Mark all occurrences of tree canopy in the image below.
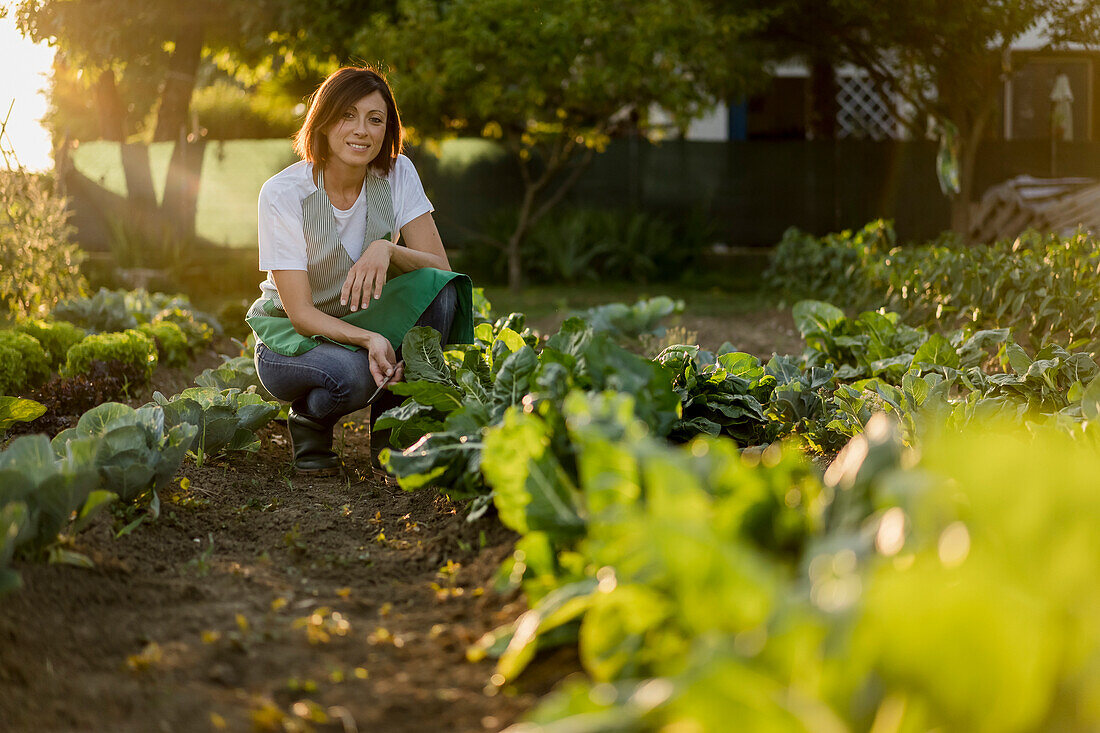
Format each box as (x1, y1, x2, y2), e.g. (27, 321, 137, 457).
(355, 0, 764, 289)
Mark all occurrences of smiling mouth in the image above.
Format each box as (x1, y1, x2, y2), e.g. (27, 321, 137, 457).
(347, 142, 370, 151)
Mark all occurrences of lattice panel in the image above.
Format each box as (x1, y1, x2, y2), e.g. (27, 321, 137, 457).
(836, 74, 903, 140)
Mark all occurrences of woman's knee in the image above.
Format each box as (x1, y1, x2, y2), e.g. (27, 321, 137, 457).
(416, 281, 458, 336)
(257, 342, 372, 408)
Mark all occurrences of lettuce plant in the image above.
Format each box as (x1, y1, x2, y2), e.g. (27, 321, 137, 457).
(137, 320, 190, 368)
(0, 330, 51, 396)
(14, 319, 86, 369)
(61, 329, 158, 383)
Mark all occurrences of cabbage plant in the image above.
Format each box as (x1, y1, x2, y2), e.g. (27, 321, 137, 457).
(51, 402, 197, 504)
(151, 387, 279, 465)
(0, 434, 115, 563)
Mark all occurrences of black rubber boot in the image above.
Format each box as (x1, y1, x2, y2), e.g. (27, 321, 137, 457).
(287, 410, 341, 475)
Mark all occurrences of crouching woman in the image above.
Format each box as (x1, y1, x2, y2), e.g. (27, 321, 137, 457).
(245, 66, 472, 476)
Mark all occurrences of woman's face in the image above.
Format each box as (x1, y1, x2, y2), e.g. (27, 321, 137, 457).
(324, 90, 388, 172)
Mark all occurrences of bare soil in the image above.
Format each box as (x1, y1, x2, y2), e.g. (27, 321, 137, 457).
(0, 309, 800, 733)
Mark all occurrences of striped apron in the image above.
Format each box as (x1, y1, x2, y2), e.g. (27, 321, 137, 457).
(246, 168, 473, 356)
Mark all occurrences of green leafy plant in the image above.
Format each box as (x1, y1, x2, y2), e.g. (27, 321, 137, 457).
(0, 330, 51, 396)
(0, 169, 87, 319)
(153, 306, 216, 350)
(137, 320, 190, 368)
(51, 402, 197, 505)
(0, 433, 115, 563)
(379, 319, 680, 498)
(61, 329, 158, 383)
(13, 319, 86, 369)
(0, 397, 46, 437)
(150, 387, 279, 466)
(52, 287, 137, 333)
(572, 296, 684, 342)
(194, 355, 270, 398)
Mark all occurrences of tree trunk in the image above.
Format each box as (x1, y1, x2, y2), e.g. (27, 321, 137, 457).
(93, 69, 159, 239)
(162, 137, 207, 243)
(806, 55, 837, 140)
(93, 69, 125, 142)
(507, 187, 536, 292)
(153, 20, 203, 143)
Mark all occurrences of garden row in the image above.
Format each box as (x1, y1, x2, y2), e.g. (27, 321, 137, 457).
(766, 220, 1100, 356)
(361, 228, 1100, 731)
(0, 287, 285, 594)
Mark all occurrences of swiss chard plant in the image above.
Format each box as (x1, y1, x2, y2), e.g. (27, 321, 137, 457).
(0, 396, 46, 438)
(379, 319, 681, 499)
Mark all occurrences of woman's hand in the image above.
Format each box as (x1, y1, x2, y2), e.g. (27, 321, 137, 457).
(341, 239, 393, 311)
(360, 330, 401, 387)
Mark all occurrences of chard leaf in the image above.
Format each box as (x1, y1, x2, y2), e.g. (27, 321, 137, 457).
(792, 300, 846, 336)
(1082, 374, 1100, 421)
(381, 429, 483, 496)
(1006, 343, 1033, 374)
(0, 397, 46, 433)
(912, 333, 961, 370)
(389, 381, 466, 412)
(716, 352, 764, 381)
(492, 346, 539, 408)
(546, 318, 592, 362)
(494, 579, 599, 683)
(403, 326, 452, 384)
(483, 410, 584, 539)
(764, 355, 802, 385)
(375, 400, 445, 448)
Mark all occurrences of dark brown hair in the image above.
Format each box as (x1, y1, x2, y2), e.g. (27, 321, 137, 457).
(293, 66, 403, 178)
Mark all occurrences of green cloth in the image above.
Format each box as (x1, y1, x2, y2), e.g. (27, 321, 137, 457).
(246, 267, 474, 357)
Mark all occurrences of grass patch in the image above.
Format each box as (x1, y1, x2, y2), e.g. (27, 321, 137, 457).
(484, 281, 777, 322)
(72, 140, 298, 248)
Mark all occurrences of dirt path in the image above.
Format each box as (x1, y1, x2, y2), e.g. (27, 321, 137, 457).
(0, 422, 556, 732)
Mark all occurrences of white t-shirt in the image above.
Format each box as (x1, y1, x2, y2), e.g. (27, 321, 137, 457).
(257, 154, 433, 271)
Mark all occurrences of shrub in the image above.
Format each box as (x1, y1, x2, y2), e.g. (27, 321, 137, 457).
(14, 319, 86, 369)
(137, 321, 190, 367)
(463, 207, 708, 285)
(0, 331, 50, 396)
(763, 219, 896, 308)
(0, 169, 87, 318)
(190, 80, 302, 140)
(61, 329, 158, 383)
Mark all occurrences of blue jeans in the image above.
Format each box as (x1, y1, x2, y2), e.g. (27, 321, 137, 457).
(255, 281, 457, 429)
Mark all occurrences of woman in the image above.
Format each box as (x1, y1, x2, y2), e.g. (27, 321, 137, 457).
(246, 66, 472, 477)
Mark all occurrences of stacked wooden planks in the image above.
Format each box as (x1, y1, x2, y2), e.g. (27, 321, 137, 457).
(971, 175, 1100, 243)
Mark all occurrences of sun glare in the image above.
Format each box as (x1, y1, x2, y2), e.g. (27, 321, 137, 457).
(0, 13, 54, 172)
